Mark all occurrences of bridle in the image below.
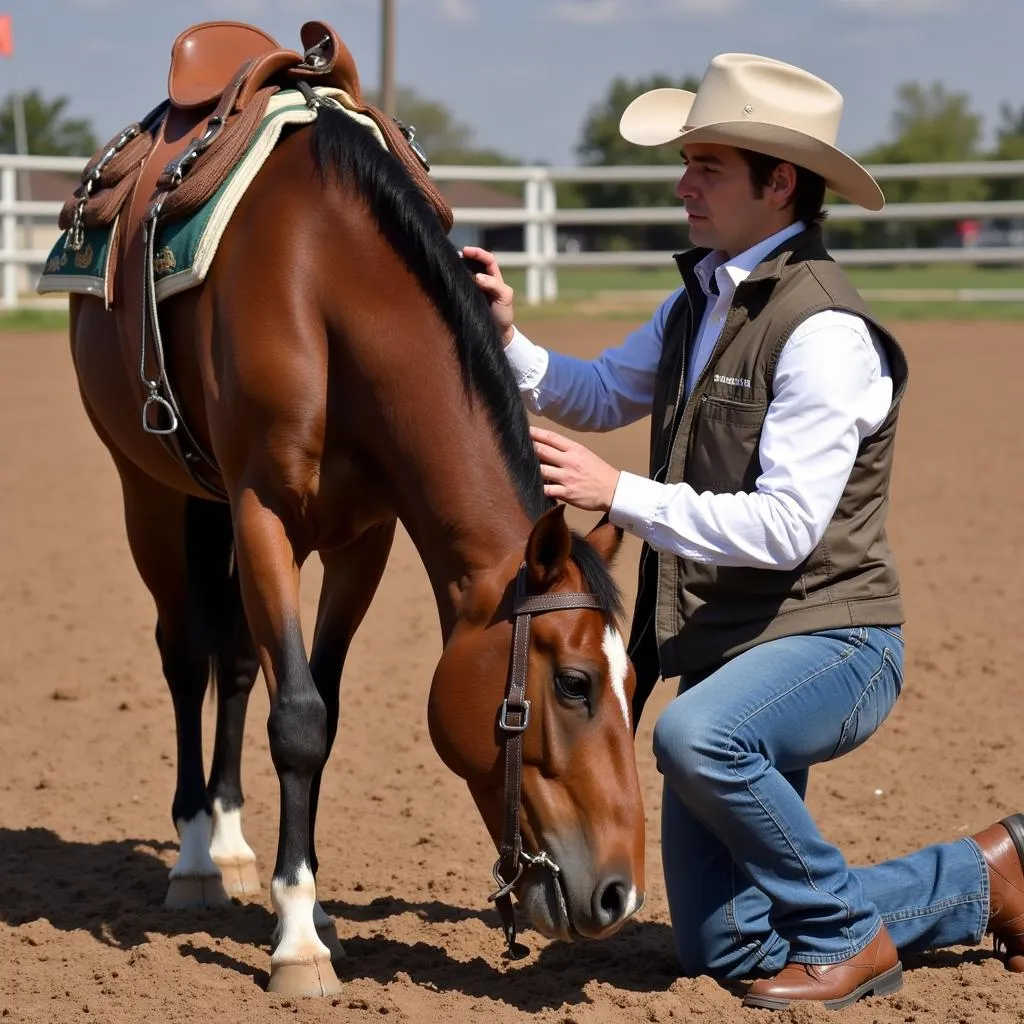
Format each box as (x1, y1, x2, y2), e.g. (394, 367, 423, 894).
(487, 563, 603, 960)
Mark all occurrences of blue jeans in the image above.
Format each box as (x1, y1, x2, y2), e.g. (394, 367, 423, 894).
(652, 626, 989, 979)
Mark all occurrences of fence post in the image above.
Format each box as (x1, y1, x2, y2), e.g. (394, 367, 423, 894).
(540, 175, 558, 302)
(524, 176, 541, 306)
(1, 167, 17, 310)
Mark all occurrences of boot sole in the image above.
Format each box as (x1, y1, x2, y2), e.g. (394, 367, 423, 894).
(742, 962, 903, 1011)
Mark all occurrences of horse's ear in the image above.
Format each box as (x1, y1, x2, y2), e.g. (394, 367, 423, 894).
(585, 515, 624, 565)
(525, 504, 572, 590)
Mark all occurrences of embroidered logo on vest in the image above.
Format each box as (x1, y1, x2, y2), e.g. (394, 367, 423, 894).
(713, 373, 751, 388)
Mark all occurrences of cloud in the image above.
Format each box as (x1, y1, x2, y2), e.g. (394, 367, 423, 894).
(546, 0, 624, 24)
(833, 0, 964, 11)
(659, 0, 746, 11)
(545, 0, 744, 23)
(64, 0, 131, 9)
(438, 0, 478, 21)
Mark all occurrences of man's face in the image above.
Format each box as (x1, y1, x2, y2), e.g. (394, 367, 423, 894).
(676, 143, 786, 258)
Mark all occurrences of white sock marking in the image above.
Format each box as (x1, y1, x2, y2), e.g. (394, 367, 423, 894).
(271, 863, 331, 964)
(602, 626, 630, 729)
(209, 798, 257, 865)
(170, 812, 220, 878)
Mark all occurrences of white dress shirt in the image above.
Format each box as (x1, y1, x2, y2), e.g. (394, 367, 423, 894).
(504, 222, 894, 571)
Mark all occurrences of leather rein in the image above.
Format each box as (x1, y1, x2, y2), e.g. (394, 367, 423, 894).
(486, 563, 603, 960)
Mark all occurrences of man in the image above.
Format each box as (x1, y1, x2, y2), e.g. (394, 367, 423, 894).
(464, 53, 1024, 1011)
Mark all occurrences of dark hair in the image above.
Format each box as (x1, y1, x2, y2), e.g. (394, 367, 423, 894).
(739, 149, 828, 226)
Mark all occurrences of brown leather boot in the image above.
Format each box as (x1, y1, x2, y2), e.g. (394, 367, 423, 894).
(972, 813, 1024, 971)
(742, 925, 902, 1010)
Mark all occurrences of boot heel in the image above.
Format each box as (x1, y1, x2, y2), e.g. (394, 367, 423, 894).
(822, 963, 903, 1010)
(869, 963, 903, 997)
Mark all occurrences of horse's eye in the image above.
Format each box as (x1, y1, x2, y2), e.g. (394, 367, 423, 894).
(554, 670, 591, 704)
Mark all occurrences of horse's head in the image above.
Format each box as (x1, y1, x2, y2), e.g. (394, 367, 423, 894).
(428, 505, 645, 949)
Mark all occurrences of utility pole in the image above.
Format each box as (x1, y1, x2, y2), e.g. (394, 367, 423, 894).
(381, 0, 396, 117)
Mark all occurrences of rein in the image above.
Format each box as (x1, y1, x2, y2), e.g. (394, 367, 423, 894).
(487, 563, 602, 960)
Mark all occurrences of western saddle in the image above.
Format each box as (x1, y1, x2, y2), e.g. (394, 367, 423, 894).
(61, 20, 453, 500)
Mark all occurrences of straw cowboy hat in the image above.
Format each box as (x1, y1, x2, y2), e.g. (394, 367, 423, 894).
(619, 53, 884, 211)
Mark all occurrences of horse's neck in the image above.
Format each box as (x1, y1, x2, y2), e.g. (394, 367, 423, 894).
(400, 470, 533, 641)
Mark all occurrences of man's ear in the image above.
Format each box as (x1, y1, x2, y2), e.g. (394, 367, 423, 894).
(771, 161, 798, 207)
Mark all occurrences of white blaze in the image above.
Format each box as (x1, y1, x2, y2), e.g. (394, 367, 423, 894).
(602, 626, 630, 729)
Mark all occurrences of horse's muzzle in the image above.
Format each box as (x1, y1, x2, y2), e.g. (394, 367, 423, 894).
(518, 852, 643, 941)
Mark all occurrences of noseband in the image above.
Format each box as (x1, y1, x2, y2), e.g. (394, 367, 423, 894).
(487, 563, 603, 960)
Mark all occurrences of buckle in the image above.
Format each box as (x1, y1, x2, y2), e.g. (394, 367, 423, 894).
(499, 698, 531, 733)
(393, 118, 430, 171)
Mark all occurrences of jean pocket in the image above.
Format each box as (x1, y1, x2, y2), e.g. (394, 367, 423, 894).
(829, 646, 902, 761)
(878, 625, 904, 644)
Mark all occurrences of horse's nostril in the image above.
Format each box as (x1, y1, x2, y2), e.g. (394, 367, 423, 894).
(593, 876, 630, 928)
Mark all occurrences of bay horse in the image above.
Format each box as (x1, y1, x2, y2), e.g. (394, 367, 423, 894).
(67, 99, 645, 995)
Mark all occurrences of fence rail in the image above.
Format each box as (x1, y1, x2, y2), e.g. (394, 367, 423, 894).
(4, 154, 1023, 309)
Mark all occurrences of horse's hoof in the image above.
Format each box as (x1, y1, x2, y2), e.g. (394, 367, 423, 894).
(214, 858, 261, 896)
(317, 922, 347, 962)
(164, 875, 231, 909)
(267, 959, 342, 998)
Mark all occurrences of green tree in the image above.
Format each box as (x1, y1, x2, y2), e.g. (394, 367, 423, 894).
(827, 82, 984, 250)
(366, 85, 516, 166)
(988, 103, 1024, 201)
(572, 74, 700, 250)
(0, 90, 97, 155)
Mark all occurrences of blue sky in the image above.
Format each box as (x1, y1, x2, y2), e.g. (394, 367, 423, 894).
(6, 0, 1022, 163)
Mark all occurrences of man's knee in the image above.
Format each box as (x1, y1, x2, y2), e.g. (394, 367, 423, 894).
(652, 699, 724, 787)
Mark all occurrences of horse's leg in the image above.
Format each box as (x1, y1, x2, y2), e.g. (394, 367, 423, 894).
(198, 502, 263, 896)
(301, 521, 397, 959)
(230, 490, 341, 997)
(116, 471, 231, 908)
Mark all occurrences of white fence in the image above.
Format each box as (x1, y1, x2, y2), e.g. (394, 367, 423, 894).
(5, 153, 1024, 309)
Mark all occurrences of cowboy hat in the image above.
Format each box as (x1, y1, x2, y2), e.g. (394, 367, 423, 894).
(619, 53, 884, 211)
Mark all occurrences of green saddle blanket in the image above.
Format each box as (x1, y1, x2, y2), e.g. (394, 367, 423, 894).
(37, 87, 387, 305)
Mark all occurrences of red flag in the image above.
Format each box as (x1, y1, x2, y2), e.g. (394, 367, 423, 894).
(0, 16, 12, 58)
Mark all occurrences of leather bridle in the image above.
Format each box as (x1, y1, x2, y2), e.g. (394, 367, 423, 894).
(487, 563, 603, 960)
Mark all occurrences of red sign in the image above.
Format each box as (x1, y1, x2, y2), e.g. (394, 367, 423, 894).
(0, 15, 12, 58)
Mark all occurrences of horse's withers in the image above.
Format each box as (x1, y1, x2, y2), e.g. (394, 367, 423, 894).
(428, 508, 646, 946)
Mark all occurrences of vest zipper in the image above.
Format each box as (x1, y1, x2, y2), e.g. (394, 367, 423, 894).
(646, 294, 741, 675)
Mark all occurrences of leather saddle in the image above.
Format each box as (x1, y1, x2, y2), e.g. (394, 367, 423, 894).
(59, 20, 454, 501)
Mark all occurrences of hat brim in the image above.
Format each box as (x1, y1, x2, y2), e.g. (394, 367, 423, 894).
(619, 87, 884, 212)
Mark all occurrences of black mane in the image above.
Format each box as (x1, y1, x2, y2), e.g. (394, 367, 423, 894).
(311, 105, 622, 621)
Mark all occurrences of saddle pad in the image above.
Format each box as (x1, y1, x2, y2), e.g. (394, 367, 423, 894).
(37, 87, 387, 304)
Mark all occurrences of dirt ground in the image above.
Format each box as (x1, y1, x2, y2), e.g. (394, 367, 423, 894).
(2, 319, 1024, 1024)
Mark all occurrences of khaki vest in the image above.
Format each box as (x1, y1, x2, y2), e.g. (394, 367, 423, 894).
(627, 226, 909, 717)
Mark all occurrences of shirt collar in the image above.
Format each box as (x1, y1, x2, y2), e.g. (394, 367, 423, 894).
(694, 221, 806, 302)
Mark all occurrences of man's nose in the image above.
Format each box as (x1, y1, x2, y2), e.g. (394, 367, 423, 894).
(675, 169, 695, 201)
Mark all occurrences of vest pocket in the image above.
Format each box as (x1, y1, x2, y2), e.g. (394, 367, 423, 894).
(687, 394, 768, 493)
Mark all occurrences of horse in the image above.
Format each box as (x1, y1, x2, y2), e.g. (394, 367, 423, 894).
(66, 82, 646, 995)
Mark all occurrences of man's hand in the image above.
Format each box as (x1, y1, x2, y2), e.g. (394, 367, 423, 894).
(462, 245, 515, 347)
(531, 426, 621, 513)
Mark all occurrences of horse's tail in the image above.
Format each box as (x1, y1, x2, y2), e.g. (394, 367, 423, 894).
(184, 496, 243, 699)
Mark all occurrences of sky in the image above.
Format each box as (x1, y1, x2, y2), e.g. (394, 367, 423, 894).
(5, 0, 1023, 164)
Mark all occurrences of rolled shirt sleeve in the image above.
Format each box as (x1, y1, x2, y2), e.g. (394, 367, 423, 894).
(504, 286, 684, 432)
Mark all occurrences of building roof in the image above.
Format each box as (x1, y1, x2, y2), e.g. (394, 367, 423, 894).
(20, 169, 79, 203)
(435, 180, 523, 209)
